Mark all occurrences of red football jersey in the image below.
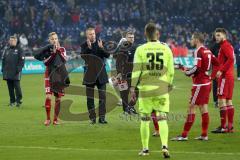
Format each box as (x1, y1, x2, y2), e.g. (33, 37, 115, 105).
(192, 46, 219, 85)
(218, 40, 235, 78)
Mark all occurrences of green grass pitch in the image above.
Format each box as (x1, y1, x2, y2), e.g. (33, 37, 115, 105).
(0, 70, 239, 160)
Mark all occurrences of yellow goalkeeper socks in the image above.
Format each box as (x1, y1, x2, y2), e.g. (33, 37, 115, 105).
(140, 120, 150, 150)
(158, 120, 169, 147)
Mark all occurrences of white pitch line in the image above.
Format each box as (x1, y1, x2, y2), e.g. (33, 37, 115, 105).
(172, 85, 187, 90)
(0, 145, 239, 156)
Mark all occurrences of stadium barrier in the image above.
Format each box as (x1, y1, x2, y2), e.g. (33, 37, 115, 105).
(0, 56, 195, 74)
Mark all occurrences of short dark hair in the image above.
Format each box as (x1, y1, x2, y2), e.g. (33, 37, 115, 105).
(193, 32, 205, 43)
(126, 31, 134, 37)
(215, 28, 227, 35)
(126, 31, 134, 35)
(145, 22, 157, 40)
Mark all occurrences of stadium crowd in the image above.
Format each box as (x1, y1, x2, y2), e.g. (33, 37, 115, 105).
(0, 0, 239, 56)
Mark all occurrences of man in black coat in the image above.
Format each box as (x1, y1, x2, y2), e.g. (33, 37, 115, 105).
(114, 31, 138, 114)
(1, 36, 25, 107)
(80, 27, 110, 124)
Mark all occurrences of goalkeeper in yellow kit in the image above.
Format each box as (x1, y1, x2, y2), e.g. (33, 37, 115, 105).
(130, 23, 174, 158)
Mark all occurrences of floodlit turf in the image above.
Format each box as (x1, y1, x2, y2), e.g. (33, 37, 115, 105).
(0, 70, 239, 160)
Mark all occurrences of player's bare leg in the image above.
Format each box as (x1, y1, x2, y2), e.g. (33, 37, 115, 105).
(226, 100, 234, 132)
(53, 95, 61, 125)
(171, 104, 196, 141)
(212, 99, 228, 133)
(44, 94, 52, 126)
(194, 104, 209, 141)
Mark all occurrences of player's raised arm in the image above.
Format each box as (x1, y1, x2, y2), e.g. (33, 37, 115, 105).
(98, 39, 110, 58)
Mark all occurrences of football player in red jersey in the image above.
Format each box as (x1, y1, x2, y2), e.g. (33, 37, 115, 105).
(34, 32, 67, 126)
(212, 28, 235, 133)
(171, 32, 219, 141)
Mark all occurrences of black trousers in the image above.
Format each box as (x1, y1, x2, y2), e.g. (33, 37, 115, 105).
(212, 79, 218, 103)
(6, 80, 22, 104)
(120, 77, 139, 112)
(86, 83, 106, 120)
(237, 65, 240, 78)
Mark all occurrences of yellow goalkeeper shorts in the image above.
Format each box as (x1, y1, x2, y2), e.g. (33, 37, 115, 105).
(138, 93, 169, 114)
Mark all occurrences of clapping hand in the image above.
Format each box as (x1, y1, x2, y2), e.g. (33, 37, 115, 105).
(87, 39, 92, 49)
(53, 42, 60, 54)
(98, 39, 104, 49)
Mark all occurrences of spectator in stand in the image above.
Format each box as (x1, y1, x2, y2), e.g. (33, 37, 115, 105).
(235, 41, 240, 80)
(0, 0, 239, 50)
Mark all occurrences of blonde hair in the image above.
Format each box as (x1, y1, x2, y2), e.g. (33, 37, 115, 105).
(86, 27, 95, 33)
(10, 35, 17, 39)
(193, 32, 205, 43)
(48, 32, 57, 38)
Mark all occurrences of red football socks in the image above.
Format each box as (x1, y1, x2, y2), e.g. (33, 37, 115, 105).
(220, 107, 227, 128)
(182, 114, 196, 137)
(151, 112, 159, 132)
(227, 105, 234, 129)
(45, 98, 51, 120)
(201, 113, 209, 137)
